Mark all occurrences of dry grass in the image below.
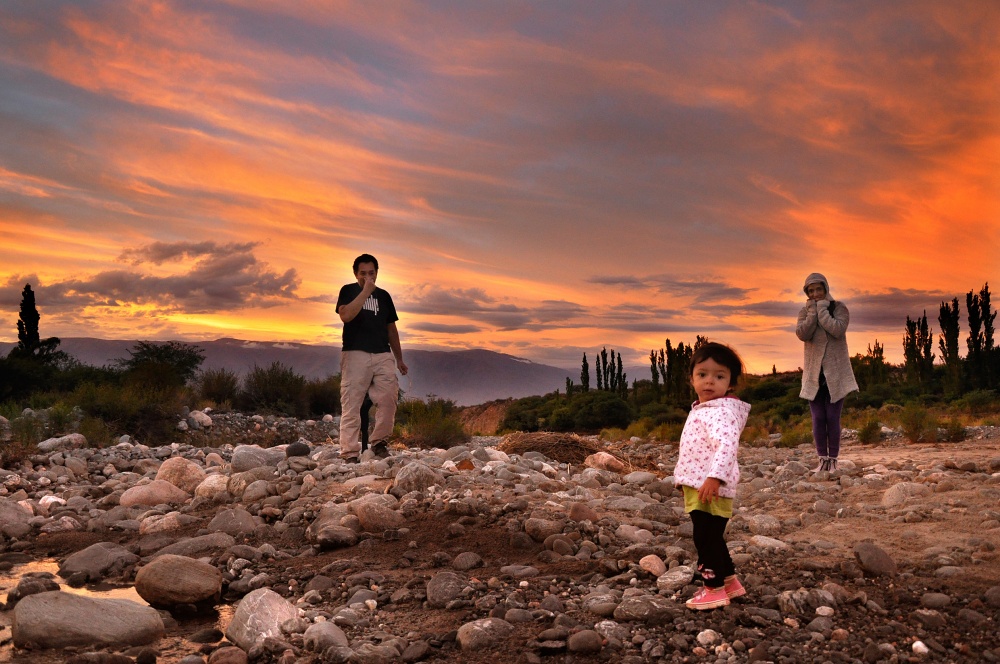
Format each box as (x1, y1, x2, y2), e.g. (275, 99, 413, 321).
(498, 431, 603, 463)
(497, 431, 665, 474)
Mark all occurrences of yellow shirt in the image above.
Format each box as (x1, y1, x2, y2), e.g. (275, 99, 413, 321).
(683, 485, 733, 518)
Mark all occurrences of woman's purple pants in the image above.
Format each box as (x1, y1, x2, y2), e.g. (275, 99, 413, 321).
(810, 382, 844, 458)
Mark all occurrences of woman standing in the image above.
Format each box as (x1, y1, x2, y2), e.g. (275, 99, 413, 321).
(796, 273, 859, 472)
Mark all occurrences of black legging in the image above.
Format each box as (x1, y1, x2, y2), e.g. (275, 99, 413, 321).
(690, 509, 734, 588)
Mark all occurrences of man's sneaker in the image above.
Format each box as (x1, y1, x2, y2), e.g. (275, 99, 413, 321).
(828, 457, 839, 472)
(685, 586, 730, 610)
(813, 457, 828, 473)
(723, 576, 746, 599)
(371, 440, 390, 459)
(342, 455, 359, 464)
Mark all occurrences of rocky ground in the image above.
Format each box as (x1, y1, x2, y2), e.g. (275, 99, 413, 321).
(0, 411, 998, 664)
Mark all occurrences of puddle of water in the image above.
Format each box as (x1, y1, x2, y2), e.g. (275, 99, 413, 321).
(0, 560, 144, 605)
(0, 560, 235, 661)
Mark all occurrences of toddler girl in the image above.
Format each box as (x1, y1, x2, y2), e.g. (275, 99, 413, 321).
(674, 341, 751, 610)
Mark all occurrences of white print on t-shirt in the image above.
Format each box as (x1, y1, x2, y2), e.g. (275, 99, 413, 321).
(362, 295, 379, 316)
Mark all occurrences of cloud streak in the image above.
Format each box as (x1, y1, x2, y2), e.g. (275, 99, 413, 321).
(0, 1, 997, 374)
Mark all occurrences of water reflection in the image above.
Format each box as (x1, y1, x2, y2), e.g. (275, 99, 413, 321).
(0, 560, 144, 605)
(0, 559, 235, 660)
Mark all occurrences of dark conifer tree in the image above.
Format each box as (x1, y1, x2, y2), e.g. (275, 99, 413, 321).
(938, 298, 962, 395)
(16, 283, 41, 353)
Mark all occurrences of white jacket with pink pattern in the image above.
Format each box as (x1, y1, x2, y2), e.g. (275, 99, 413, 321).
(673, 396, 751, 499)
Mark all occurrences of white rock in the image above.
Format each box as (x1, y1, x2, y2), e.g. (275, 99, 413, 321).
(225, 588, 300, 650)
(656, 566, 695, 593)
(37, 433, 87, 453)
(749, 535, 789, 550)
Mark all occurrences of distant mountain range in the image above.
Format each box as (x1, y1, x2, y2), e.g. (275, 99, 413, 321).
(0, 337, 577, 406)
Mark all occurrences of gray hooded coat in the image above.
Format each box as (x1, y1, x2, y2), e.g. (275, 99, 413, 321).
(796, 273, 859, 402)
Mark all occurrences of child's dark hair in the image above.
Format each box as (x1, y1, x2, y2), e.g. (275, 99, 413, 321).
(690, 341, 745, 388)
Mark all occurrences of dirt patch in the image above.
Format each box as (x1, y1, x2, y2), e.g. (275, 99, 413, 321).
(741, 436, 1000, 593)
(459, 401, 511, 436)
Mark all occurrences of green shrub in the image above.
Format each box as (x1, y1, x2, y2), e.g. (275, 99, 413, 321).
(941, 417, 966, 443)
(9, 412, 45, 446)
(899, 403, 937, 443)
(624, 420, 650, 439)
(0, 402, 21, 420)
(305, 374, 341, 417)
(501, 395, 552, 432)
(955, 389, 998, 415)
(857, 417, 882, 445)
(549, 407, 575, 431)
(599, 427, 627, 442)
(78, 415, 114, 448)
(572, 391, 631, 431)
(240, 362, 308, 417)
(46, 402, 80, 435)
(71, 381, 184, 442)
(776, 419, 813, 448)
(649, 422, 683, 442)
(0, 439, 33, 468)
(398, 398, 469, 449)
(197, 368, 240, 406)
(116, 341, 205, 388)
(637, 402, 688, 425)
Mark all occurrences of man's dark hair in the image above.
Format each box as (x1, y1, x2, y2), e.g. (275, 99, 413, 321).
(690, 341, 745, 388)
(353, 254, 379, 274)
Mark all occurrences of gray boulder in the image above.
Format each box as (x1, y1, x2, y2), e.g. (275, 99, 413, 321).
(135, 554, 223, 606)
(231, 445, 285, 473)
(36, 433, 87, 453)
(456, 618, 514, 651)
(854, 541, 897, 577)
(12, 591, 164, 648)
(303, 622, 349, 651)
(153, 532, 236, 558)
(390, 461, 444, 496)
(225, 588, 299, 650)
(208, 507, 259, 536)
(426, 571, 466, 608)
(0, 499, 33, 538)
(59, 542, 139, 582)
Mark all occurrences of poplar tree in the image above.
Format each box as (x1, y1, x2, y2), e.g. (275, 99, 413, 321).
(903, 312, 934, 385)
(600, 347, 609, 391)
(580, 353, 590, 392)
(966, 285, 995, 388)
(938, 298, 962, 395)
(649, 350, 660, 394)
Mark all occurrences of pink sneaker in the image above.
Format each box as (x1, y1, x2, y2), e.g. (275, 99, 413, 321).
(724, 575, 746, 599)
(685, 586, 730, 610)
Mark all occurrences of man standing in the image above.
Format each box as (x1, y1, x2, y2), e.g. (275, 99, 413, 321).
(337, 254, 408, 461)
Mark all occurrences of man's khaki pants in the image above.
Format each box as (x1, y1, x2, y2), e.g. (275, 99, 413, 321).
(339, 351, 398, 456)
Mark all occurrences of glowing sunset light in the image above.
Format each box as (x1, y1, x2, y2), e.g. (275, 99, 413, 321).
(2, 1, 998, 379)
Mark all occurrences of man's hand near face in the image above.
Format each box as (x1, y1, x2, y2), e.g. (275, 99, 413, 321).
(360, 275, 377, 296)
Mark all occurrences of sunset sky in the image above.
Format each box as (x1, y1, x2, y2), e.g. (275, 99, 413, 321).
(2, 1, 998, 376)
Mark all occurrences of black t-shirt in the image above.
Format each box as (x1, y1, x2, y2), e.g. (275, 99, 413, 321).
(336, 283, 399, 353)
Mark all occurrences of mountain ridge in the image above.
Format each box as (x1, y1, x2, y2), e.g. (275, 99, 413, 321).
(0, 337, 574, 406)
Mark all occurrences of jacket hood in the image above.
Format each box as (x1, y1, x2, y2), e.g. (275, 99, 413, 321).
(803, 272, 831, 299)
(692, 396, 751, 429)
